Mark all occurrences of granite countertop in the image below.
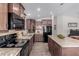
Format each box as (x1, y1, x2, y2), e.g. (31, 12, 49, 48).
(0, 48, 21, 56)
(48, 35, 79, 47)
(0, 30, 34, 38)
(0, 30, 16, 36)
(23, 33, 34, 40)
(17, 33, 34, 40)
(0, 30, 24, 36)
(15, 39, 28, 47)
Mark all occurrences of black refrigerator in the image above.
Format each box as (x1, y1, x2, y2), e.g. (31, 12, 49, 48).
(43, 26, 52, 42)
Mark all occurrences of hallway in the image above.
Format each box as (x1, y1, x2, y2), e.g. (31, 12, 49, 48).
(29, 42, 51, 56)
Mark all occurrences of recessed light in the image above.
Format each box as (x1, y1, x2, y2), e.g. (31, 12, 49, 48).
(50, 11, 53, 15)
(37, 8, 41, 11)
(60, 3, 64, 6)
(37, 15, 40, 17)
(27, 13, 31, 16)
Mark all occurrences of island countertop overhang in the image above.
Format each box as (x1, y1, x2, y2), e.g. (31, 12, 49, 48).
(48, 35, 79, 47)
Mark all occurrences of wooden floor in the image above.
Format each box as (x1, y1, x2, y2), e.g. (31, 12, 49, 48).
(29, 42, 51, 56)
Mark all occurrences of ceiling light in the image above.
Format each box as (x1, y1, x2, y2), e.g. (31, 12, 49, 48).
(37, 8, 41, 11)
(27, 13, 31, 16)
(60, 3, 64, 6)
(50, 11, 53, 15)
(37, 15, 40, 17)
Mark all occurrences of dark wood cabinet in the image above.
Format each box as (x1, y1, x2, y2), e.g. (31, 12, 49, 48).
(8, 3, 25, 17)
(8, 3, 25, 30)
(20, 35, 34, 56)
(20, 41, 29, 56)
(8, 3, 20, 16)
(26, 19, 36, 33)
(48, 37, 54, 55)
(53, 43, 62, 56)
(42, 19, 52, 26)
(0, 3, 25, 31)
(28, 36, 34, 55)
(48, 37, 62, 56)
(35, 34, 43, 42)
(0, 3, 8, 31)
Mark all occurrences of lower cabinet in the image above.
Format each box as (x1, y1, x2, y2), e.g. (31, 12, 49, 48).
(35, 34, 43, 42)
(53, 43, 62, 56)
(24, 41, 29, 56)
(28, 36, 34, 55)
(20, 35, 34, 56)
(48, 37, 62, 56)
(20, 41, 29, 56)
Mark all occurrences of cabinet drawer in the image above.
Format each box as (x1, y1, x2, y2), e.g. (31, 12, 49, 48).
(35, 34, 43, 42)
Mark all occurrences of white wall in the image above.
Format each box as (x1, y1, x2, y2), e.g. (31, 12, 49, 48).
(56, 16, 64, 36)
(53, 16, 57, 35)
(62, 16, 79, 36)
(52, 16, 54, 35)
(55, 15, 79, 37)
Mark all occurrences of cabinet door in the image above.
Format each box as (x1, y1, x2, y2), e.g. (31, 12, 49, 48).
(8, 3, 20, 16)
(24, 43, 29, 56)
(48, 37, 52, 52)
(47, 20, 52, 26)
(57, 44, 62, 56)
(28, 39, 33, 55)
(27, 20, 31, 30)
(42, 20, 47, 26)
(35, 34, 43, 42)
(28, 40, 31, 55)
(48, 37, 62, 56)
(0, 3, 8, 31)
(51, 39, 55, 56)
(54, 43, 62, 56)
(48, 37, 54, 56)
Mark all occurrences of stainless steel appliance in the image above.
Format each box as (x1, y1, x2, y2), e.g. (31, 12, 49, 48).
(43, 26, 52, 42)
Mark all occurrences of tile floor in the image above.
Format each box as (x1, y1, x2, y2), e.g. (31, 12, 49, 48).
(29, 42, 51, 56)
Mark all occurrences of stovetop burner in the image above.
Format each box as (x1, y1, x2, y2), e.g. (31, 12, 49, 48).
(6, 44, 15, 47)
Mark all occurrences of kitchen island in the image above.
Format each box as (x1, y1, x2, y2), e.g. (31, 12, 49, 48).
(48, 35, 79, 56)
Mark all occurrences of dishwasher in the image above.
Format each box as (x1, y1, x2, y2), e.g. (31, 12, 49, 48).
(18, 40, 29, 56)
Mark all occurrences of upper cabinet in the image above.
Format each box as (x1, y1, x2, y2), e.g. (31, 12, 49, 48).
(35, 21, 43, 34)
(8, 3, 26, 30)
(26, 19, 36, 33)
(0, 3, 25, 31)
(0, 3, 8, 31)
(8, 3, 20, 16)
(8, 3, 25, 18)
(42, 19, 52, 26)
(19, 4, 25, 19)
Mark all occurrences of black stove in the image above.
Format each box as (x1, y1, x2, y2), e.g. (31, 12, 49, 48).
(0, 33, 18, 48)
(0, 34, 29, 56)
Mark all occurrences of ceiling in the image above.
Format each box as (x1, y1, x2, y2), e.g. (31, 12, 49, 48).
(22, 3, 79, 19)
